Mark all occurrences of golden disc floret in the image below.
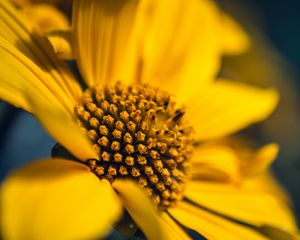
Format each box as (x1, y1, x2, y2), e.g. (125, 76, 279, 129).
(75, 82, 194, 209)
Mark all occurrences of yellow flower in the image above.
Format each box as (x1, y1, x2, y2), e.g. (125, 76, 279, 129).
(0, 0, 298, 239)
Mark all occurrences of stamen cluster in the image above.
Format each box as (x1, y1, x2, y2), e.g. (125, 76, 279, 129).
(75, 82, 193, 209)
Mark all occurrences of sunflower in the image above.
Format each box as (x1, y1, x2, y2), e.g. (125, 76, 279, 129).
(0, 0, 298, 239)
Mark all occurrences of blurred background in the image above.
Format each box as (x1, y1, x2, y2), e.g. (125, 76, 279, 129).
(217, 0, 300, 224)
(1, 0, 300, 232)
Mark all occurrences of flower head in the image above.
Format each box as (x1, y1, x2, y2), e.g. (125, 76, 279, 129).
(0, 0, 298, 239)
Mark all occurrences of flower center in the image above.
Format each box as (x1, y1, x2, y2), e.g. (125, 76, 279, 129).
(75, 82, 194, 209)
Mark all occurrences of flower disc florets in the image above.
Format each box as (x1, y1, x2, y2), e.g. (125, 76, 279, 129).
(75, 82, 194, 209)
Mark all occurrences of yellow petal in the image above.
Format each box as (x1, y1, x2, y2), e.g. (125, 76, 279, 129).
(1, 158, 122, 240)
(112, 180, 163, 239)
(187, 80, 279, 140)
(22, 4, 69, 33)
(0, 78, 28, 111)
(159, 213, 191, 240)
(184, 181, 298, 234)
(244, 171, 292, 207)
(169, 201, 268, 240)
(11, 0, 71, 8)
(47, 29, 74, 60)
(0, 36, 74, 113)
(10, 0, 30, 7)
(112, 180, 190, 240)
(72, 0, 140, 87)
(221, 13, 250, 55)
(197, 140, 280, 180)
(72, 0, 223, 102)
(139, 0, 221, 102)
(259, 225, 299, 240)
(240, 143, 279, 178)
(0, 1, 91, 160)
(190, 144, 240, 182)
(0, 0, 82, 103)
(245, 173, 299, 239)
(26, 92, 98, 160)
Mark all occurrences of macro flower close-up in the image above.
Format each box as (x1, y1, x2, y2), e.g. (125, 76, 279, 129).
(0, 0, 299, 239)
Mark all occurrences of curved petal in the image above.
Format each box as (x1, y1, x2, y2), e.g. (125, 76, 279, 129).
(187, 80, 279, 140)
(26, 92, 98, 160)
(139, 0, 221, 102)
(72, 0, 140, 87)
(1, 159, 122, 240)
(184, 181, 298, 235)
(240, 143, 279, 178)
(169, 202, 268, 240)
(0, 0, 82, 106)
(22, 4, 69, 33)
(190, 144, 240, 182)
(0, 36, 73, 113)
(47, 29, 74, 60)
(194, 140, 279, 181)
(220, 13, 250, 55)
(112, 180, 190, 240)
